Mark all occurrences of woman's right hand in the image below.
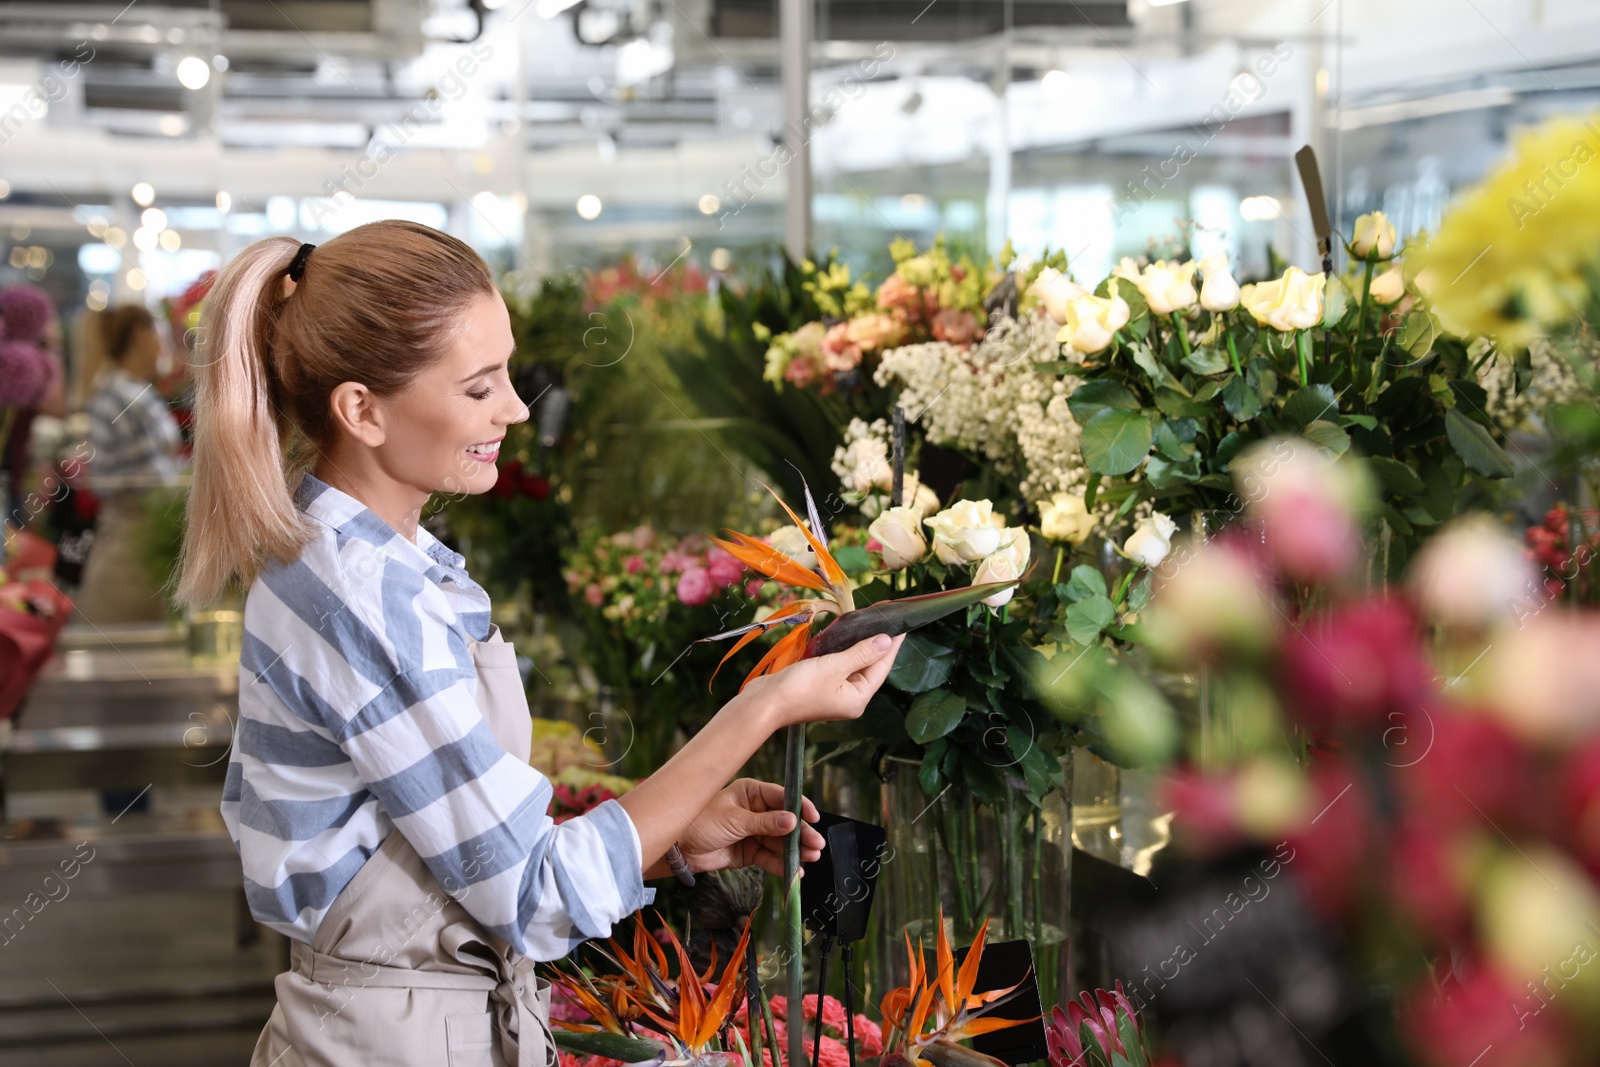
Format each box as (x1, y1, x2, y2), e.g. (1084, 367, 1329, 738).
(738, 633, 905, 728)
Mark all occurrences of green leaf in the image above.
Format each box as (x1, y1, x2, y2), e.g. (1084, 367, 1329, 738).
(1321, 274, 1352, 327)
(907, 689, 967, 743)
(920, 738, 950, 793)
(552, 1032, 666, 1063)
(831, 545, 871, 573)
(888, 632, 958, 693)
(1302, 419, 1351, 455)
(1144, 454, 1194, 489)
(1066, 564, 1107, 601)
(1341, 413, 1378, 430)
(1083, 471, 1103, 512)
(1067, 380, 1140, 423)
(1399, 310, 1438, 360)
(1281, 383, 1340, 429)
(1367, 455, 1425, 496)
(1182, 346, 1230, 375)
(1066, 594, 1117, 645)
(1154, 419, 1197, 460)
(1215, 429, 1251, 469)
(1132, 343, 1187, 393)
(1127, 571, 1154, 612)
(1445, 408, 1514, 478)
(1221, 375, 1263, 421)
(1081, 408, 1154, 475)
(1153, 389, 1208, 420)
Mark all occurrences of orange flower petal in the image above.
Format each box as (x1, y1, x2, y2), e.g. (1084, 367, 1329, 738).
(713, 533, 828, 592)
(758, 482, 852, 598)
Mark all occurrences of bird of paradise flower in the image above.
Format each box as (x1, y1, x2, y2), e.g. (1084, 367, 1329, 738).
(698, 479, 1016, 689)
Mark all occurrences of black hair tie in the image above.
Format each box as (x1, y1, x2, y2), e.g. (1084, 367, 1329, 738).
(287, 242, 316, 282)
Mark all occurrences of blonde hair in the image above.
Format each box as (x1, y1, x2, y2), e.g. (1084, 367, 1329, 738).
(176, 220, 496, 607)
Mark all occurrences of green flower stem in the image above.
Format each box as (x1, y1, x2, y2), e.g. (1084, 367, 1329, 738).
(1355, 258, 1376, 350)
(1051, 545, 1065, 585)
(1296, 330, 1312, 385)
(1112, 569, 1137, 608)
(1169, 312, 1192, 358)
(1225, 330, 1243, 376)
(782, 724, 806, 1067)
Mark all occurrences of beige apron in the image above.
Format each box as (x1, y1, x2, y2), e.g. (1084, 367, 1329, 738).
(251, 630, 550, 1067)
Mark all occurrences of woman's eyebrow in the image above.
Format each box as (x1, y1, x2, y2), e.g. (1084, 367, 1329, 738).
(457, 358, 507, 383)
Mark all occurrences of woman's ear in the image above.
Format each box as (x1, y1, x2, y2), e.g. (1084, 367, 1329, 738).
(328, 381, 387, 448)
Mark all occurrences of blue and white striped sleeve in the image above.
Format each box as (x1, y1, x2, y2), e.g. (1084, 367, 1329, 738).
(258, 550, 651, 959)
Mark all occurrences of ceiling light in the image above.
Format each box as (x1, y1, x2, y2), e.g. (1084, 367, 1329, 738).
(1239, 195, 1282, 221)
(212, 55, 230, 72)
(104, 227, 127, 249)
(126, 269, 147, 292)
(473, 191, 499, 212)
(1041, 69, 1071, 97)
(900, 193, 929, 210)
(216, 191, 232, 213)
(133, 227, 159, 251)
(131, 182, 156, 206)
(0, 179, 9, 200)
(537, 0, 582, 17)
(576, 194, 603, 220)
(158, 114, 188, 136)
(709, 248, 732, 272)
(176, 55, 211, 89)
(141, 207, 168, 231)
(698, 194, 721, 215)
(86, 289, 109, 312)
(159, 229, 182, 251)
(86, 216, 108, 237)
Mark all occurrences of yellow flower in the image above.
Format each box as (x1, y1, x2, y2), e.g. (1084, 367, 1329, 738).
(1238, 266, 1326, 331)
(1351, 211, 1397, 259)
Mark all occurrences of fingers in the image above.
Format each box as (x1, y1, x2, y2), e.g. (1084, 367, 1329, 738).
(848, 633, 905, 692)
(798, 793, 820, 824)
(747, 809, 797, 838)
(744, 778, 786, 813)
(837, 633, 895, 676)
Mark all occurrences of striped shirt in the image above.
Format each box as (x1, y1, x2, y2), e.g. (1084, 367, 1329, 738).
(224, 473, 651, 959)
(85, 368, 184, 492)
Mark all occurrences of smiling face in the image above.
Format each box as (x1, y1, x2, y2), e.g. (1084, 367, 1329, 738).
(316, 292, 529, 535)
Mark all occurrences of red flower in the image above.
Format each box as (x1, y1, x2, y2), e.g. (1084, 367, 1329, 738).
(1545, 505, 1570, 534)
(1388, 818, 1471, 945)
(1398, 710, 1532, 836)
(521, 474, 550, 500)
(1402, 963, 1567, 1067)
(1278, 597, 1432, 736)
(1283, 763, 1371, 919)
(1560, 738, 1600, 878)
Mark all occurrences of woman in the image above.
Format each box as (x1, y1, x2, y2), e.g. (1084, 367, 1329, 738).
(174, 221, 903, 1067)
(78, 303, 184, 623)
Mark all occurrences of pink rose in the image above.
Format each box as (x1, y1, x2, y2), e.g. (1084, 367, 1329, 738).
(822, 323, 863, 373)
(745, 578, 767, 598)
(659, 551, 691, 574)
(584, 583, 604, 607)
(706, 549, 744, 589)
(931, 307, 980, 346)
(845, 312, 900, 352)
(784, 350, 821, 387)
(875, 273, 921, 313)
(624, 555, 646, 575)
(676, 567, 714, 606)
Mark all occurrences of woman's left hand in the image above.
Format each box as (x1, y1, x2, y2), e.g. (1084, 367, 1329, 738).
(675, 778, 825, 878)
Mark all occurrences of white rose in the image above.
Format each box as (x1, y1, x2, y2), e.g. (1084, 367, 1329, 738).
(1239, 267, 1326, 332)
(869, 507, 929, 570)
(1056, 292, 1131, 354)
(1369, 262, 1405, 305)
(846, 437, 893, 495)
(1351, 211, 1397, 259)
(1199, 254, 1241, 312)
(925, 499, 1005, 564)
(1122, 512, 1178, 567)
(1408, 516, 1538, 630)
(1132, 260, 1199, 315)
(768, 525, 819, 570)
(1028, 267, 1087, 325)
(902, 471, 941, 518)
(973, 527, 1031, 608)
(1037, 492, 1093, 545)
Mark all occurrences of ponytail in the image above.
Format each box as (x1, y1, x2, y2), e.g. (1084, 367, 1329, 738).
(177, 237, 307, 608)
(175, 221, 496, 607)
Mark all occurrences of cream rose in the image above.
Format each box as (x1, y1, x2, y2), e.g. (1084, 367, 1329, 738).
(869, 507, 929, 570)
(925, 499, 1005, 564)
(1037, 492, 1093, 544)
(901, 471, 941, 518)
(973, 527, 1031, 608)
(768, 525, 819, 571)
(1123, 512, 1178, 567)
(1351, 211, 1397, 259)
(1239, 267, 1326, 331)
(1130, 259, 1199, 315)
(846, 312, 901, 352)
(1198, 254, 1241, 312)
(1028, 267, 1087, 325)
(1369, 262, 1405, 305)
(1056, 291, 1131, 354)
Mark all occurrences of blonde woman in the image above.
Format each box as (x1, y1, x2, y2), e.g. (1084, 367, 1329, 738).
(176, 220, 903, 1067)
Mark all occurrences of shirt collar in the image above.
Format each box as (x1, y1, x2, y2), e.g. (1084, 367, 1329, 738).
(294, 472, 470, 577)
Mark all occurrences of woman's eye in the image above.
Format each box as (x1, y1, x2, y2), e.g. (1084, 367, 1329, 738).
(468, 387, 493, 400)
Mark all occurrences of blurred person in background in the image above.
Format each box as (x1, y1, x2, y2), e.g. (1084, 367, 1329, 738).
(0, 284, 67, 527)
(77, 304, 184, 623)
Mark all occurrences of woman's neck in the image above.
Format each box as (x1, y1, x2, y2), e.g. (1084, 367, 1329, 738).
(312, 455, 429, 544)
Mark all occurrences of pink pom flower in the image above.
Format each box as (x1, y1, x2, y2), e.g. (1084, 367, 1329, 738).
(584, 583, 604, 607)
(676, 567, 714, 606)
(624, 554, 646, 575)
(745, 578, 767, 599)
(706, 548, 744, 588)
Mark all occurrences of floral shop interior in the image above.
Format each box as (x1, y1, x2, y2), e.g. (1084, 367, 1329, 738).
(4, 0, 1600, 1064)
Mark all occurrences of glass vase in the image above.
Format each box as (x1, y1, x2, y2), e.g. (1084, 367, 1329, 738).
(873, 752, 1073, 1009)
